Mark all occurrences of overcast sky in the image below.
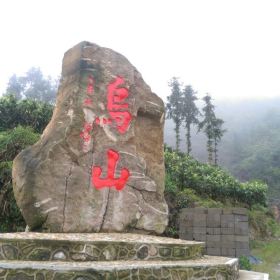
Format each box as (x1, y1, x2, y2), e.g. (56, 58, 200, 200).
(1, 0, 280, 102)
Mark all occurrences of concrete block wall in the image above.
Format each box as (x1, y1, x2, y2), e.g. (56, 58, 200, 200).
(179, 207, 249, 257)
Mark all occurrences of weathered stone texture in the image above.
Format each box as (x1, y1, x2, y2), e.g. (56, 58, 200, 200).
(12, 41, 168, 234)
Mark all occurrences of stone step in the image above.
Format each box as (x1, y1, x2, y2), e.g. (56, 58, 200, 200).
(239, 270, 269, 280)
(0, 233, 205, 262)
(0, 256, 239, 279)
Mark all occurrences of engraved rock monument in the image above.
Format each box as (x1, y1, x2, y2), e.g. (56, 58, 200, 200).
(12, 41, 168, 234)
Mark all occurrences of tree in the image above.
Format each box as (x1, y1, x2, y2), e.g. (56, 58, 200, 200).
(199, 94, 216, 164)
(5, 67, 58, 104)
(6, 74, 25, 100)
(213, 118, 226, 165)
(181, 85, 200, 155)
(166, 77, 183, 151)
(0, 95, 53, 133)
(199, 94, 226, 164)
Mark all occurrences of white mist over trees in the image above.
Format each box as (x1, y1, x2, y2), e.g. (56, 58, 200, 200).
(165, 97, 280, 202)
(166, 77, 226, 165)
(5, 67, 58, 104)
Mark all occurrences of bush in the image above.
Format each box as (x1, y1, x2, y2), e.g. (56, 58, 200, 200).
(0, 126, 40, 162)
(0, 94, 53, 133)
(249, 205, 280, 239)
(0, 126, 40, 232)
(164, 147, 268, 208)
(239, 255, 252, 270)
(0, 160, 26, 232)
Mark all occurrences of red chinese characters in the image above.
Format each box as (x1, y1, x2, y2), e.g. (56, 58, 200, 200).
(107, 76, 132, 134)
(80, 75, 132, 191)
(92, 149, 130, 191)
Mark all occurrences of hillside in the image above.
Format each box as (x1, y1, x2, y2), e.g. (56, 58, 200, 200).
(164, 97, 280, 205)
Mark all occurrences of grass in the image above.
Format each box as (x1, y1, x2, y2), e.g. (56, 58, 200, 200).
(251, 240, 280, 280)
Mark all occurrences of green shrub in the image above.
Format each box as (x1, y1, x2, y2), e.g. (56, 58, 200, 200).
(164, 147, 268, 207)
(249, 207, 280, 239)
(0, 94, 53, 133)
(239, 255, 252, 270)
(0, 160, 26, 232)
(0, 126, 40, 162)
(0, 126, 40, 232)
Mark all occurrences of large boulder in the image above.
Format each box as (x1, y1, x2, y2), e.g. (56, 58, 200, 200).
(12, 41, 168, 234)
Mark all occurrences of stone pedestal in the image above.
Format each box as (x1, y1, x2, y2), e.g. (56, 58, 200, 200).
(0, 232, 239, 279)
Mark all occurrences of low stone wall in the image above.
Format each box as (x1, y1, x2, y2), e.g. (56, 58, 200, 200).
(179, 208, 249, 257)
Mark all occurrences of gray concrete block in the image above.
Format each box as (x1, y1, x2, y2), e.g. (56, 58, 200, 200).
(221, 235, 235, 248)
(223, 208, 234, 214)
(235, 236, 249, 242)
(179, 223, 193, 232)
(221, 214, 235, 228)
(234, 214, 248, 222)
(213, 228, 221, 235)
(208, 208, 223, 214)
(207, 247, 221, 256)
(179, 214, 193, 226)
(193, 233, 206, 241)
(236, 241, 250, 249)
(232, 208, 247, 215)
(193, 214, 207, 227)
(207, 241, 221, 248)
(236, 248, 250, 257)
(221, 234, 235, 242)
(222, 222, 235, 228)
(207, 212, 221, 227)
(193, 207, 208, 214)
(221, 247, 236, 257)
(179, 232, 193, 240)
(193, 227, 206, 234)
(178, 224, 187, 232)
(206, 227, 221, 235)
(235, 222, 249, 235)
(207, 235, 221, 242)
(221, 227, 235, 235)
(206, 228, 214, 235)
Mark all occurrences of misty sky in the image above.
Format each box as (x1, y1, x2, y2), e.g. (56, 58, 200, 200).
(1, 0, 280, 102)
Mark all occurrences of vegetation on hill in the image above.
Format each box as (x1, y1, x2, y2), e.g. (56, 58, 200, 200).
(0, 95, 53, 134)
(165, 98, 280, 208)
(0, 75, 54, 231)
(164, 147, 278, 239)
(0, 71, 279, 251)
(0, 126, 41, 231)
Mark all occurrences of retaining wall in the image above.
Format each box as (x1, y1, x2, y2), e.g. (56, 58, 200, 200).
(179, 207, 249, 257)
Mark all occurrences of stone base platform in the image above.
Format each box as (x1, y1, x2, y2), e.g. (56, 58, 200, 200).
(0, 256, 238, 280)
(0, 233, 241, 279)
(0, 233, 204, 262)
(239, 270, 269, 280)
(238, 270, 269, 280)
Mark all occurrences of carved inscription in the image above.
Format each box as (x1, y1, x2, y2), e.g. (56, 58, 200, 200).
(81, 75, 131, 191)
